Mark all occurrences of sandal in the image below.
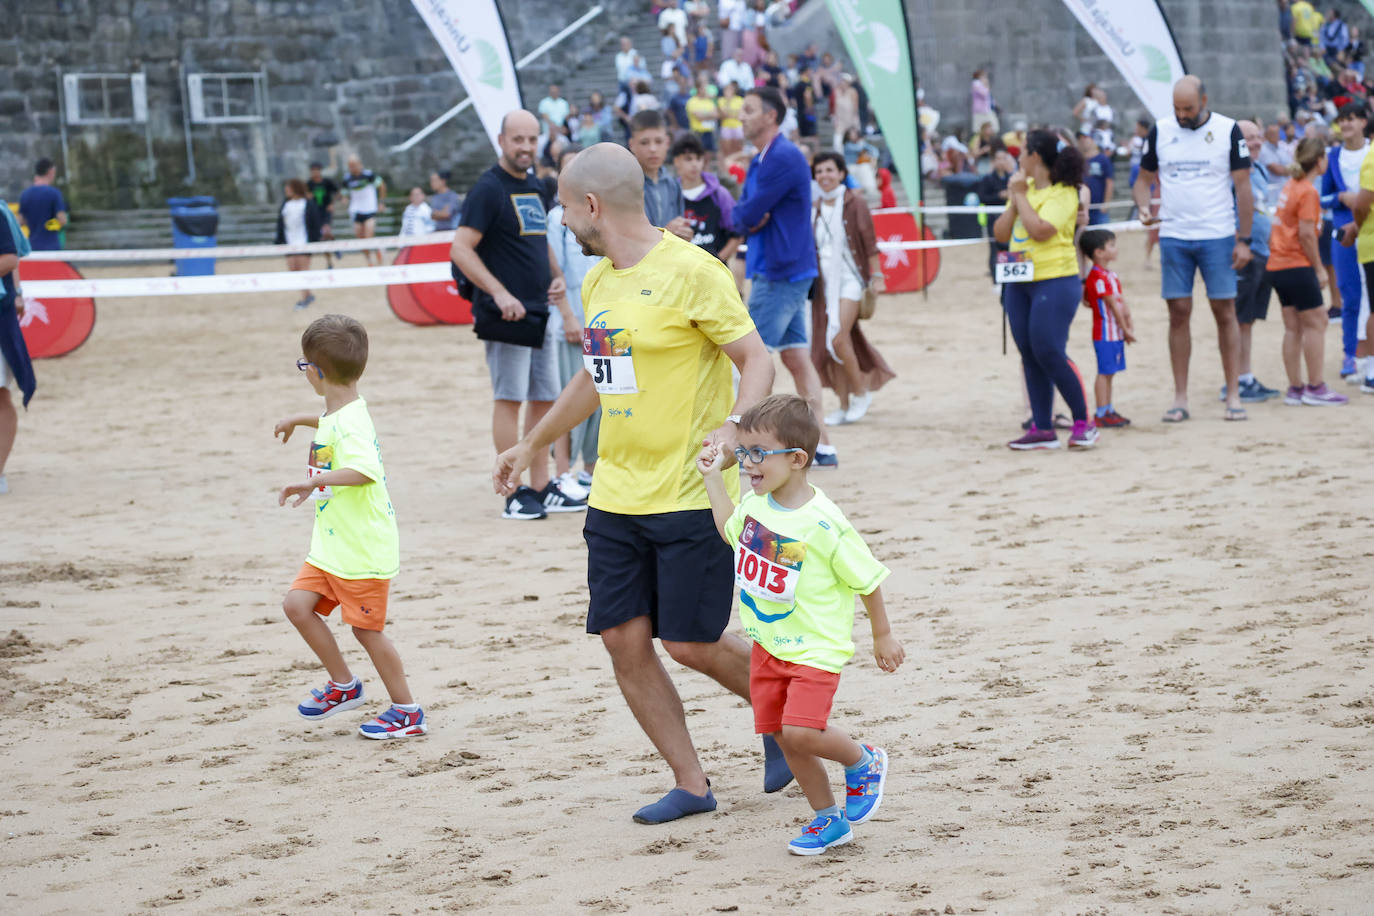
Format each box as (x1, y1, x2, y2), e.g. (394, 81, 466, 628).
(1224, 406, 1248, 421)
(1161, 407, 1190, 423)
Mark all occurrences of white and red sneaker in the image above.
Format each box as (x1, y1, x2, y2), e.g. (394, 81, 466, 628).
(358, 705, 428, 740)
(297, 678, 365, 720)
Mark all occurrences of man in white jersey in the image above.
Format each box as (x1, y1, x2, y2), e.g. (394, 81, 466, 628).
(1133, 76, 1254, 422)
(342, 156, 387, 266)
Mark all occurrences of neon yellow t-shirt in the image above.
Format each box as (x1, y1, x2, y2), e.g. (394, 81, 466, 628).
(686, 95, 719, 133)
(304, 398, 399, 579)
(724, 486, 889, 674)
(580, 230, 753, 515)
(1358, 147, 1374, 265)
(1292, 2, 1322, 40)
(719, 95, 743, 130)
(1009, 179, 1080, 281)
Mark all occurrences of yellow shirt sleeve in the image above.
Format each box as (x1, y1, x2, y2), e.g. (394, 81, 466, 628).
(682, 257, 755, 347)
(1035, 186, 1079, 233)
(1360, 149, 1374, 193)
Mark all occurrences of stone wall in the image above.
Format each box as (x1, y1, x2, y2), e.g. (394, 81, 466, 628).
(0, 0, 645, 207)
(774, 0, 1293, 138)
(0, 0, 1318, 208)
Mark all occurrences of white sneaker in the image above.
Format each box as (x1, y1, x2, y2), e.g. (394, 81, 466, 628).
(556, 471, 589, 501)
(824, 409, 849, 426)
(844, 392, 873, 423)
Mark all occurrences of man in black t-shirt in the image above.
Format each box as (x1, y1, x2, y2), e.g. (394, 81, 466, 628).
(978, 145, 1014, 283)
(451, 109, 584, 520)
(670, 133, 739, 262)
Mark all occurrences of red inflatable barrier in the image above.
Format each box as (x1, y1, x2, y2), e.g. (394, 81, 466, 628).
(388, 244, 472, 325)
(386, 250, 437, 326)
(872, 211, 940, 293)
(16, 260, 96, 358)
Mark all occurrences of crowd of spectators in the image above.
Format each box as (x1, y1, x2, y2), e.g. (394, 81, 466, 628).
(1280, 3, 1369, 125)
(527, 1, 886, 198)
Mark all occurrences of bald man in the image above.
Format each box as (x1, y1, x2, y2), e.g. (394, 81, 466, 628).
(1133, 76, 1254, 421)
(341, 156, 386, 266)
(493, 143, 787, 824)
(453, 110, 583, 520)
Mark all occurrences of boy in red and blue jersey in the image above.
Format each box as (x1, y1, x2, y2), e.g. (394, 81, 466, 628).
(1080, 229, 1136, 428)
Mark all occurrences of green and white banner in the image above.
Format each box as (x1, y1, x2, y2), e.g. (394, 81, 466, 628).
(823, 0, 922, 205)
(410, 0, 522, 151)
(1060, 0, 1187, 120)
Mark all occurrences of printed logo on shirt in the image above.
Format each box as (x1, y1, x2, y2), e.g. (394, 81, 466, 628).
(510, 193, 547, 236)
(308, 442, 334, 504)
(736, 516, 807, 610)
(583, 311, 639, 394)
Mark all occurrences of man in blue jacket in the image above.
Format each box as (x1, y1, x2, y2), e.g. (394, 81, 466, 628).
(733, 87, 837, 466)
(1321, 102, 1370, 379)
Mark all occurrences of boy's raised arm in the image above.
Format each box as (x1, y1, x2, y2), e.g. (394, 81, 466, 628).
(274, 413, 320, 443)
(696, 445, 735, 544)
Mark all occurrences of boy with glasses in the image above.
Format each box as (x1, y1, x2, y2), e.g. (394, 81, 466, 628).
(696, 394, 903, 855)
(272, 314, 426, 739)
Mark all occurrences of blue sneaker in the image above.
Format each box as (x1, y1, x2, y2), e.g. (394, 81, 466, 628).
(1237, 378, 1278, 402)
(297, 678, 365, 720)
(845, 745, 888, 824)
(358, 705, 428, 739)
(813, 450, 839, 468)
(787, 812, 853, 856)
(1341, 356, 1357, 379)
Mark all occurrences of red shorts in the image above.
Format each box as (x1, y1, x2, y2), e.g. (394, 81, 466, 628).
(750, 642, 841, 734)
(290, 562, 389, 631)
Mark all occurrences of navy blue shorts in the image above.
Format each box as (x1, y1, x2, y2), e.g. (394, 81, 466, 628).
(1093, 339, 1126, 376)
(584, 507, 734, 643)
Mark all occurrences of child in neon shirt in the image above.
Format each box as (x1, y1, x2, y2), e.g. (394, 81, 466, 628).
(274, 314, 426, 739)
(697, 394, 903, 855)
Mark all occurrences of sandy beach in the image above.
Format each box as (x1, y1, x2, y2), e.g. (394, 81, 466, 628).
(2, 244, 1371, 914)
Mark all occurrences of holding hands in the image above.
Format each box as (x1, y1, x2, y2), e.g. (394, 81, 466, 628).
(696, 442, 726, 477)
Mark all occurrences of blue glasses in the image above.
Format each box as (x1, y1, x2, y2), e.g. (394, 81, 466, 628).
(734, 446, 803, 465)
(296, 358, 314, 372)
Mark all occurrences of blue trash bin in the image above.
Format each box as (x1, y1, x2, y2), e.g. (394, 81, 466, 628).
(168, 196, 219, 276)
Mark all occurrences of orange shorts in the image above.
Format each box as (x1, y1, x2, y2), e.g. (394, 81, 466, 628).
(290, 562, 390, 631)
(750, 642, 841, 734)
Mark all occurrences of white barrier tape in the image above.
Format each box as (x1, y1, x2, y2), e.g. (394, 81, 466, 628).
(877, 199, 1160, 216)
(21, 261, 452, 299)
(22, 231, 457, 262)
(21, 221, 1154, 296)
(875, 219, 1148, 251)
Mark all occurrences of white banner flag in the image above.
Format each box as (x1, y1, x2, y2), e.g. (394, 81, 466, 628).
(410, 0, 522, 151)
(1060, 0, 1186, 121)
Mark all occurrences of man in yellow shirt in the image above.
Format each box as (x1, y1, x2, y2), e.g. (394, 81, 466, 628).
(1291, 1, 1323, 46)
(493, 143, 782, 824)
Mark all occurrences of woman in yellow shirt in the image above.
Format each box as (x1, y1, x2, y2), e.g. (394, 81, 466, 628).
(993, 129, 1093, 450)
(718, 82, 745, 157)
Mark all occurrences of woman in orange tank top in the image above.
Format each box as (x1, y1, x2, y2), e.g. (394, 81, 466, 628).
(1266, 136, 1348, 405)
